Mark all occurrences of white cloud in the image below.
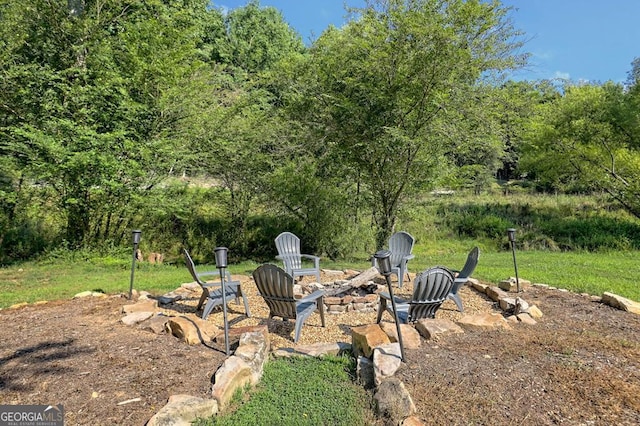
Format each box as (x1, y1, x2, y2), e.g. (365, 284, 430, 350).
(553, 71, 571, 80)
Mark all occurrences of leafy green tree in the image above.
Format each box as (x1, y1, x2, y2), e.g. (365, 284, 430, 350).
(443, 79, 559, 192)
(0, 0, 212, 249)
(626, 57, 640, 88)
(521, 78, 640, 216)
(437, 82, 528, 192)
(166, 1, 306, 253)
(212, 0, 304, 74)
(286, 0, 526, 248)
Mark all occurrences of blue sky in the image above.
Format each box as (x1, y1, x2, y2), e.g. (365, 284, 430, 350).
(216, 1, 639, 84)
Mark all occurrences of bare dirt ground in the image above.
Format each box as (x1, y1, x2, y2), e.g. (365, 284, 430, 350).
(1, 271, 639, 425)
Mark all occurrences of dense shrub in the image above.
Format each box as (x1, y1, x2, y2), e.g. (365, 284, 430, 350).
(433, 194, 640, 252)
(5, 184, 640, 264)
(539, 216, 640, 251)
(0, 220, 52, 264)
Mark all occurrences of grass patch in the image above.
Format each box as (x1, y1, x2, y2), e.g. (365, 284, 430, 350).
(194, 355, 375, 426)
(408, 249, 640, 301)
(2, 248, 640, 308)
(0, 255, 260, 308)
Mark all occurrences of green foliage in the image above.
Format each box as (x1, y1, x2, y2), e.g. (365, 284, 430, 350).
(285, 0, 526, 249)
(264, 161, 363, 258)
(195, 355, 374, 426)
(4, 191, 640, 307)
(214, 0, 305, 74)
(520, 80, 640, 218)
(2, 0, 640, 272)
(449, 208, 513, 241)
(136, 182, 225, 260)
(0, 172, 63, 263)
(429, 192, 640, 252)
(163, 1, 307, 259)
(0, 220, 52, 263)
(538, 216, 640, 251)
(0, 0, 213, 249)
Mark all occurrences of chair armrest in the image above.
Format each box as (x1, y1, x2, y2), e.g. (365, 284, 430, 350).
(223, 280, 241, 290)
(378, 292, 408, 305)
(298, 289, 324, 303)
(402, 254, 415, 261)
(300, 254, 320, 266)
(200, 271, 233, 285)
(202, 278, 240, 289)
(276, 254, 299, 260)
(200, 270, 232, 278)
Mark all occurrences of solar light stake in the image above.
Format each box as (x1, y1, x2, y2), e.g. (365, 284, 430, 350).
(507, 228, 521, 293)
(129, 230, 142, 300)
(374, 249, 405, 362)
(214, 247, 230, 355)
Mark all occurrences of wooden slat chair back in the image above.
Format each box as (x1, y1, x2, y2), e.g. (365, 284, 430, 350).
(377, 266, 455, 324)
(274, 232, 321, 283)
(252, 264, 325, 343)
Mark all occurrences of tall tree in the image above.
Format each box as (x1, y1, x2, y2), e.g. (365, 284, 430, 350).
(0, 0, 212, 247)
(286, 0, 526, 248)
(167, 1, 306, 252)
(212, 0, 304, 74)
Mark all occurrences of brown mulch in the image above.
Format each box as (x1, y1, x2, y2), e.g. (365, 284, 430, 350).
(397, 286, 640, 426)
(1, 271, 639, 425)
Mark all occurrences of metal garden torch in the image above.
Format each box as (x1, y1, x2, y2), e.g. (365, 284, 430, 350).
(129, 230, 142, 300)
(214, 247, 230, 355)
(374, 249, 405, 362)
(507, 228, 521, 293)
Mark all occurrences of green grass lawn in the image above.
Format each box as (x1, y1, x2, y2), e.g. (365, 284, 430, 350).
(415, 249, 640, 301)
(194, 355, 375, 426)
(1, 248, 638, 308)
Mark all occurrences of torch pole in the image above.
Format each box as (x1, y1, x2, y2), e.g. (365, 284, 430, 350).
(219, 268, 229, 355)
(507, 228, 521, 293)
(214, 247, 230, 355)
(129, 230, 142, 300)
(375, 250, 405, 362)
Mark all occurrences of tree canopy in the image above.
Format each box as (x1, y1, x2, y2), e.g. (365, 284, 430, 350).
(1, 0, 639, 262)
(280, 0, 526, 247)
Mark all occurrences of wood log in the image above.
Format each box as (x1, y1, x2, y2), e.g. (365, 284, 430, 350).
(345, 267, 380, 288)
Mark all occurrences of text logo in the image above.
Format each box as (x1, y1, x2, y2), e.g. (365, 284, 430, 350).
(0, 405, 64, 426)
